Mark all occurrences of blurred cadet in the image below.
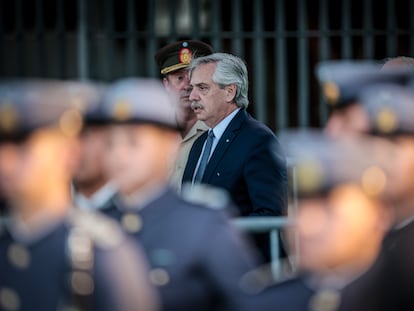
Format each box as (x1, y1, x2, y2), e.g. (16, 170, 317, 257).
(316, 60, 413, 138)
(182, 52, 288, 262)
(338, 83, 414, 311)
(244, 129, 392, 311)
(155, 40, 213, 191)
(72, 83, 118, 211)
(381, 56, 414, 71)
(0, 80, 159, 311)
(93, 78, 259, 311)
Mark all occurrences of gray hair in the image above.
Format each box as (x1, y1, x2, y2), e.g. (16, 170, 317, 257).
(189, 52, 249, 108)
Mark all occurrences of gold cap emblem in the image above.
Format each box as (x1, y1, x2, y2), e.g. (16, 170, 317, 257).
(179, 48, 192, 65)
(296, 160, 324, 194)
(375, 107, 397, 134)
(323, 82, 340, 105)
(0, 103, 18, 133)
(112, 99, 131, 121)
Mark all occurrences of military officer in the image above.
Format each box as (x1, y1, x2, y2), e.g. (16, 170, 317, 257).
(154, 40, 214, 191)
(316, 59, 413, 138)
(243, 129, 392, 311)
(89, 77, 259, 311)
(0, 80, 159, 311)
(72, 83, 118, 211)
(338, 82, 414, 311)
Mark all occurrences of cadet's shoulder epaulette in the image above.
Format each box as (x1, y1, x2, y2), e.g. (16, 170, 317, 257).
(239, 259, 298, 295)
(308, 288, 341, 311)
(67, 207, 124, 250)
(181, 183, 231, 209)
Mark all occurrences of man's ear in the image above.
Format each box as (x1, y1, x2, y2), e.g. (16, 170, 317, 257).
(162, 76, 169, 87)
(225, 84, 237, 103)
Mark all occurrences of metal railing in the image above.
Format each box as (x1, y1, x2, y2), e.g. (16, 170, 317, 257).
(232, 216, 294, 279)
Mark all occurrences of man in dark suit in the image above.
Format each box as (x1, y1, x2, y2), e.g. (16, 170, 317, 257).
(181, 52, 288, 261)
(90, 77, 259, 311)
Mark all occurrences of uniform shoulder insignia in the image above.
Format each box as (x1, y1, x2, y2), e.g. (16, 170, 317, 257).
(181, 183, 230, 209)
(239, 259, 297, 295)
(309, 288, 341, 311)
(68, 207, 124, 249)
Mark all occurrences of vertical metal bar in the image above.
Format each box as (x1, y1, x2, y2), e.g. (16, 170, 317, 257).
(57, 0, 66, 78)
(231, 0, 243, 58)
(104, 0, 114, 80)
(88, 0, 97, 79)
(318, 0, 329, 125)
(411, 0, 414, 56)
(341, 0, 352, 59)
(190, 0, 200, 40)
(210, 0, 222, 52)
(78, 0, 88, 80)
(127, 0, 136, 76)
(16, 0, 24, 76)
(386, 0, 396, 56)
(297, 0, 309, 127)
(35, 0, 45, 76)
(253, 0, 266, 123)
(168, 0, 178, 41)
(363, 0, 373, 58)
(270, 229, 280, 278)
(275, 0, 287, 130)
(146, 0, 157, 77)
(231, 0, 244, 58)
(0, 0, 4, 76)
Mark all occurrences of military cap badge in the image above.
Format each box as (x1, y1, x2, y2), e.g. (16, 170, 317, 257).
(179, 48, 192, 65)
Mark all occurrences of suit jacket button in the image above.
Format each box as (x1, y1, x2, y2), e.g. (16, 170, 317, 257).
(217, 172, 220, 176)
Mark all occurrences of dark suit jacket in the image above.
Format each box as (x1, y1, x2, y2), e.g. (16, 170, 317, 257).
(104, 188, 259, 311)
(182, 109, 288, 217)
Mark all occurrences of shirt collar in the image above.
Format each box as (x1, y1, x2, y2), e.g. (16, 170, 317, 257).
(211, 108, 240, 141)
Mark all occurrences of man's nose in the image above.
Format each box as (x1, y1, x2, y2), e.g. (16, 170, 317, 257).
(189, 87, 197, 101)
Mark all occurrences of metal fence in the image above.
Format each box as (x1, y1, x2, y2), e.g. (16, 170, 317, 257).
(1, 0, 413, 131)
(2, 0, 410, 277)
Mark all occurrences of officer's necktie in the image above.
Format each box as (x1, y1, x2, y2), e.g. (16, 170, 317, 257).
(193, 129, 215, 183)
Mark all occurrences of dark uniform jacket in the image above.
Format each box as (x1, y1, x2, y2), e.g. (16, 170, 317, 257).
(339, 217, 414, 311)
(0, 209, 157, 311)
(242, 274, 316, 311)
(102, 187, 258, 311)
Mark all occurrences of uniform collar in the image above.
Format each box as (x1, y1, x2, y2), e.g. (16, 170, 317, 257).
(182, 120, 208, 143)
(73, 181, 118, 211)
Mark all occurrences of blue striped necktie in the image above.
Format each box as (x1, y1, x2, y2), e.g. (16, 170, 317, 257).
(193, 129, 215, 183)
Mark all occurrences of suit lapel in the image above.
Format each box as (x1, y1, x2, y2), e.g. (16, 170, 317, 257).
(202, 109, 247, 182)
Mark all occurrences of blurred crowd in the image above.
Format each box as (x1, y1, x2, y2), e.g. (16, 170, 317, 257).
(1, 39, 414, 311)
